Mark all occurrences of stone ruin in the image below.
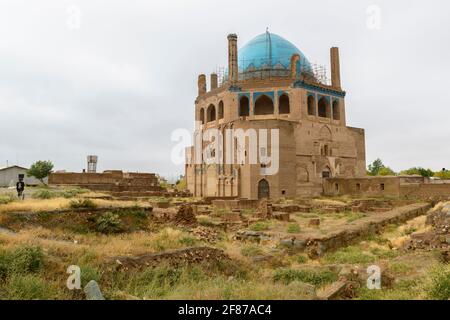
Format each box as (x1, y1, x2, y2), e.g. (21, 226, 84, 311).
(405, 202, 450, 262)
(110, 247, 229, 271)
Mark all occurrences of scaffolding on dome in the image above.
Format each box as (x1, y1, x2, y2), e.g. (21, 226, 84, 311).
(214, 57, 330, 87)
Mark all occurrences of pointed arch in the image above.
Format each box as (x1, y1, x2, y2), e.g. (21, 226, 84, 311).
(258, 179, 270, 199)
(307, 95, 316, 116)
(239, 96, 249, 117)
(297, 166, 310, 183)
(318, 96, 331, 118)
(332, 99, 340, 120)
(254, 95, 274, 115)
(218, 100, 224, 119)
(319, 125, 332, 141)
(207, 104, 216, 122)
(199, 108, 205, 124)
(279, 94, 290, 114)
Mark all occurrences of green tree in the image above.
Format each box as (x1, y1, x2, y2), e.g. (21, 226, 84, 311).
(367, 158, 384, 176)
(434, 169, 450, 180)
(401, 167, 434, 177)
(27, 161, 54, 185)
(175, 175, 187, 191)
(379, 167, 396, 176)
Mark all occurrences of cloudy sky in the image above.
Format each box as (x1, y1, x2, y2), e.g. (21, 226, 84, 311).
(1, 0, 449, 179)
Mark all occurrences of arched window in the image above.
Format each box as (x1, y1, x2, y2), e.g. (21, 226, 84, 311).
(324, 144, 329, 156)
(307, 95, 316, 116)
(322, 166, 332, 178)
(207, 104, 216, 122)
(279, 94, 290, 114)
(319, 126, 332, 141)
(318, 97, 330, 118)
(239, 96, 249, 117)
(332, 100, 340, 120)
(258, 179, 270, 199)
(297, 166, 309, 183)
(254, 95, 274, 115)
(218, 101, 224, 119)
(199, 108, 205, 124)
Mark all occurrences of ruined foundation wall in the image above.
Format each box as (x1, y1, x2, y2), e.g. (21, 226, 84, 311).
(400, 183, 450, 199)
(323, 177, 400, 197)
(49, 171, 163, 192)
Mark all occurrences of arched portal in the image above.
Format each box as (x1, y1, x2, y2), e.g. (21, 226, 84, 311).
(318, 97, 331, 118)
(332, 100, 340, 120)
(279, 94, 290, 114)
(207, 104, 216, 122)
(239, 96, 250, 117)
(258, 179, 270, 199)
(254, 95, 274, 115)
(218, 101, 224, 119)
(199, 108, 205, 124)
(307, 95, 316, 116)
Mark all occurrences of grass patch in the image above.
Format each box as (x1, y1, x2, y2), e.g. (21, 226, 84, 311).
(150, 228, 196, 252)
(295, 255, 308, 264)
(249, 222, 270, 232)
(402, 226, 418, 236)
(95, 212, 123, 234)
(322, 246, 375, 264)
(33, 188, 88, 200)
(426, 264, 450, 300)
(389, 262, 414, 275)
(287, 223, 301, 234)
(198, 216, 214, 227)
(273, 268, 338, 287)
(357, 287, 417, 300)
(69, 199, 97, 209)
(346, 212, 367, 223)
(0, 246, 44, 279)
(370, 247, 398, 260)
(80, 265, 101, 287)
(241, 245, 264, 257)
(178, 235, 198, 247)
(0, 194, 16, 204)
(0, 274, 57, 300)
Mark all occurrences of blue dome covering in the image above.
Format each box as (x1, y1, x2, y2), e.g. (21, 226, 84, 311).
(239, 32, 312, 74)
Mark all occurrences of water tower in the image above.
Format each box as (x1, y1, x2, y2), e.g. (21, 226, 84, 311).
(87, 155, 98, 173)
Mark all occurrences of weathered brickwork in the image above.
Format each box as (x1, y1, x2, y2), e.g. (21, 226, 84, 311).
(49, 170, 163, 192)
(186, 32, 366, 200)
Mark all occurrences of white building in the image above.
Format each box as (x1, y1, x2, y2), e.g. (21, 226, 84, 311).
(0, 166, 45, 187)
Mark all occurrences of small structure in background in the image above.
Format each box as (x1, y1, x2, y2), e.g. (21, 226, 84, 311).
(49, 170, 165, 193)
(48, 158, 192, 197)
(0, 165, 46, 187)
(87, 155, 98, 173)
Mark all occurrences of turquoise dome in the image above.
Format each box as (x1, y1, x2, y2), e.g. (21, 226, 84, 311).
(239, 32, 312, 74)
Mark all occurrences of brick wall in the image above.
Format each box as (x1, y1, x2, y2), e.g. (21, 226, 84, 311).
(49, 171, 163, 192)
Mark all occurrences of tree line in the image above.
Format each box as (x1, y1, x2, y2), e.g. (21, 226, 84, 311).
(367, 158, 450, 179)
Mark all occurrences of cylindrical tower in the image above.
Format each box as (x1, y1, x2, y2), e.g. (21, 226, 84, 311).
(330, 47, 341, 89)
(198, 74, 206, 96)
(210, 73, 218, 90)
(227, 34, 238, 85)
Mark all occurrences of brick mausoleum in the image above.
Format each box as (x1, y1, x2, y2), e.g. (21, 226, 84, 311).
(186, 31, 366, 200)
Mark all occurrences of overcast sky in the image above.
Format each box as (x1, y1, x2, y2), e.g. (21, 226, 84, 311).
(1, 0, 449, 179)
